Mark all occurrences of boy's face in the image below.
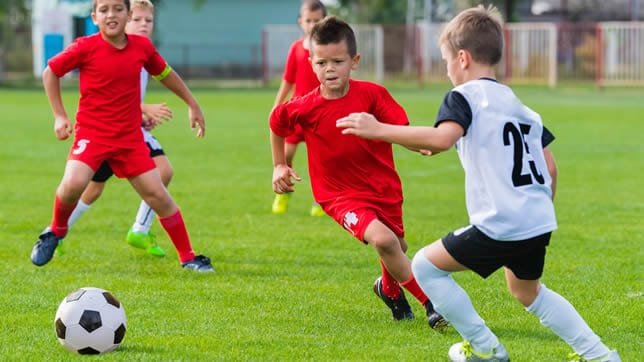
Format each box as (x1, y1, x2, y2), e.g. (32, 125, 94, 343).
(440, 43, 464, 86)
(298, 8, 325, 36)
(310, 40, 360, 93)
(127, 7, 154, 37)
(92, 0, 129, 39)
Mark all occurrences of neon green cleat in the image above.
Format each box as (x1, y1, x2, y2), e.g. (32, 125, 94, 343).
(309, 203, 325, 217)
(448, 341, 509, 362)
(126, 229, 166, 257)
(272, 193, 290, 214)
(568, 350, 621, 362)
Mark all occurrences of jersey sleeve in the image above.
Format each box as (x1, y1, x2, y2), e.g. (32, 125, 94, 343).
(269, 103, 295, 138)
(141, 37, 168, 79)
(282, 41, 298, 84)
(435, 91, 472, 135)
(542, 126, 555, 147)
(371, 85, 409, 126)
(47, 37, 85, 77)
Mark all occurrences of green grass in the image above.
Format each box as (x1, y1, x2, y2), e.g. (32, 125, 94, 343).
(0, 84, 642, 361)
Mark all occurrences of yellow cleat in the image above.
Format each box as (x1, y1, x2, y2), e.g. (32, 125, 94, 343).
(272, 193, 290, 214)
(310, 203, 325, 217)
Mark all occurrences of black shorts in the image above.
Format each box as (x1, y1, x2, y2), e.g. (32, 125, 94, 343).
(90, 135, 165, 183)
(442, 225, 551, 280)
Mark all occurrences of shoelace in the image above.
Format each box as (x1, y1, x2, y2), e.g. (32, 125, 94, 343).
(461, 341, 495, 360)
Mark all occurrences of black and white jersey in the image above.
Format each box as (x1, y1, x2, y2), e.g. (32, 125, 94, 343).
(435, 78, 557, 240)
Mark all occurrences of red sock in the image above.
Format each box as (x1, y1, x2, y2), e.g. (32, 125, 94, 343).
(401, 274, 429, 305)
(379, 259, 401, 299)
(50, 195, 77, 238)
(159, 210, 195, 263)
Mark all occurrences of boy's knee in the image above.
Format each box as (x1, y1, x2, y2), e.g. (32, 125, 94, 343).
(369, 232, 399, 253)
(412, 248, 448, 280)
(508, 282, 540, 307)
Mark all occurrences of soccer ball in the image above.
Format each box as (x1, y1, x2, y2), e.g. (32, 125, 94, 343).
(54, 287, 127, 354)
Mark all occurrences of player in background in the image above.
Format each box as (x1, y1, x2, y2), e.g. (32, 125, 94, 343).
(271, 0, 326, 217)
(337, 5, 620, 361)
(31, 0, 213, 272)
(270, 16, 447, 330)
(66, 0, 172, 258)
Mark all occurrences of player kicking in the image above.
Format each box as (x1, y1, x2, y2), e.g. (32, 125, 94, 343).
(337, 5, 620, 361)
(31, 0, 213, 272)
(270, 16, 446, 330)
(66, 0, 172, 257)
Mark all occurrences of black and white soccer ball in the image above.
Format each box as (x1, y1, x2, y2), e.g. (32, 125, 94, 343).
(54, 287, 127, 355)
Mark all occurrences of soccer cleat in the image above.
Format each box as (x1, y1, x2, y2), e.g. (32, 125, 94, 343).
(31, 229, 63, 266)
(310, 203, 325, 217)
(272, 193, 290, 214)
(424, 300, 450, 332)
(126, 229, 165, 257)
(373, 277, 414, 320)
(181, 254, 214, 272)
(568, 350, 621, 362)
(448, 341, 509, 362)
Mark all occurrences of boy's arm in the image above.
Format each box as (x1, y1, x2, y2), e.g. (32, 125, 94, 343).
(273, 80, 294, 110)
(157, 70, 205, 137)
(270, 131, 301, 193)
(42, 66, 72, 140)
(543, 147, 557, 200)
(336, 112, 463, 153)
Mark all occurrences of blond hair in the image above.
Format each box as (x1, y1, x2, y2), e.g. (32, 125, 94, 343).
(132, 0, 154, 12)
(439, 5, 504, 66)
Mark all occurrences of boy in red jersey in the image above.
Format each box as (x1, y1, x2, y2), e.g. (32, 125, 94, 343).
(31, 0, 213, 272)
(270, 16, 447, 330)
(271, 0, 326, 217)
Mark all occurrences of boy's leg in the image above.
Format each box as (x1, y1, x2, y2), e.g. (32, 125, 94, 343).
(412, 243, 507, 360)
(32, 161, 94, 266)
(68, 161, 113, 228)
(364, 220, 446, 329)
(506, 270, 615, 361)
(128, 169, 211, 271)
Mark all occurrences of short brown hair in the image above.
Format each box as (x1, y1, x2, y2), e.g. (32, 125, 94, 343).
(310, 16, 357, 57)
(439, 5, 504, 66)
(301, 0, 327, 17)
(92, 0, 131, 12)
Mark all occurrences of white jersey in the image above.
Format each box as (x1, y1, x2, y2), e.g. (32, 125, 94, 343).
(140, 69, 149, 102)
(437, 79, 557, 240)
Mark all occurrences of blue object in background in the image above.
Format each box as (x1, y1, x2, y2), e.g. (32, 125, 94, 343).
(84, 16, 98, 35)
(43, 33, 64, 68)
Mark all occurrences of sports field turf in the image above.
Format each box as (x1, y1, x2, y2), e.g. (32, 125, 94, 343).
(0, 84, 641, 361)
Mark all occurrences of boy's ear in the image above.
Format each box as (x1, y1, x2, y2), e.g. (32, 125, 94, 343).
(351, 53, 361, 70)
(457, 49, 470, 69)
(91, 11, 97, 25)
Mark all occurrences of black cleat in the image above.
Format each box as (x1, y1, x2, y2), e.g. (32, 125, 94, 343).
(373, 277, 414, 320)
(31, 229, 62, 266)
(181, 254, 214, 272)
(424, 300, 449, 332)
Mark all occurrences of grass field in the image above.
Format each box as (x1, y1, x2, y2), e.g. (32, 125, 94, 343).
(0, 84, 642, 361)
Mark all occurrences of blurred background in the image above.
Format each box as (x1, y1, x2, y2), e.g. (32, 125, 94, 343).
(1, 0, 642, 87)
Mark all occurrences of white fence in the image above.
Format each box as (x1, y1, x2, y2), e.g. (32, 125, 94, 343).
(598, 22, 644, 86)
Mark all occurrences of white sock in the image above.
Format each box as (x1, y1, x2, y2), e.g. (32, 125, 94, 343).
(68, 200, 91, 227)
(412, 248, 499, 353)
(131, 200, 156, 234)
(527, 284, 610, 359)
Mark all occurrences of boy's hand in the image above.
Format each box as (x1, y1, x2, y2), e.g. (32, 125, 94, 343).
(145, 103, 173, 126)
(336, 112, 382, 139)
(54, 116, 72, 140)
(272, 164, 301, 193)
(189, 105, 205, 138)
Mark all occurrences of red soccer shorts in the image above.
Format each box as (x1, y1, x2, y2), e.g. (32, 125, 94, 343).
(323, 200, 404, 243)
(67, 137, 156, 178)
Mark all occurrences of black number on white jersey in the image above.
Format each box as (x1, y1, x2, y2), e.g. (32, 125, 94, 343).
(503, 122, 545, 187)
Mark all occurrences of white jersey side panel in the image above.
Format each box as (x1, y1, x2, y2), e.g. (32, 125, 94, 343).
(453, 80, 557, 240)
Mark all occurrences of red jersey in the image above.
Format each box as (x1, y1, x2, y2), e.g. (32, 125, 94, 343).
(270, 80, 409, 207)
(48, 33, 167, 147)
(283, 39, 319, 97)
